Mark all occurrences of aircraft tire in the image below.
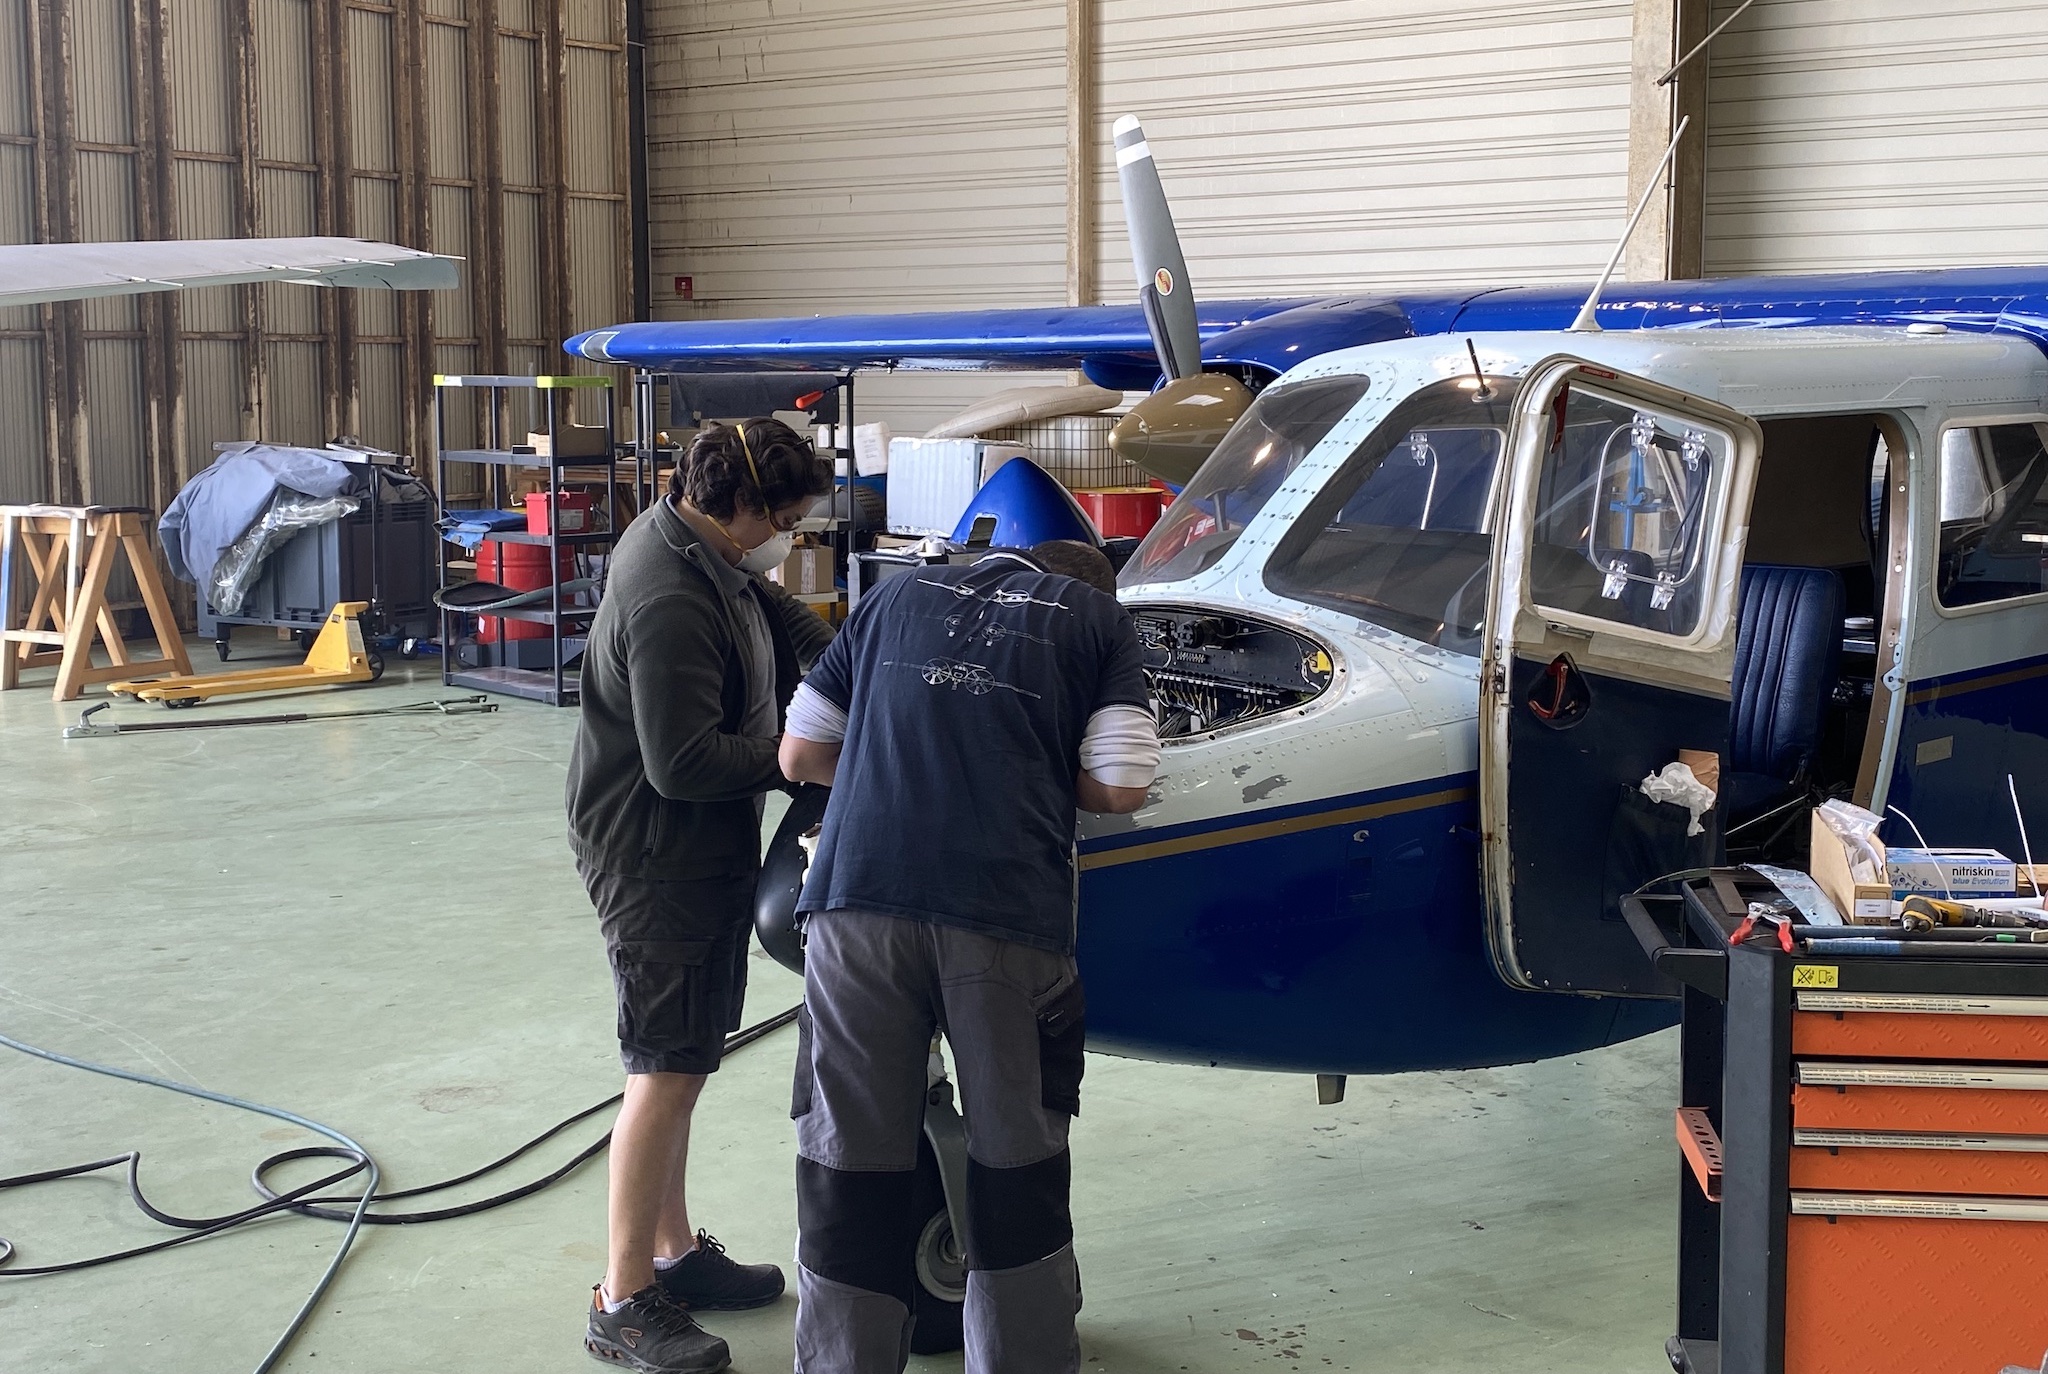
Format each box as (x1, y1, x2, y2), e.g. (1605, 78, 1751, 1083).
(908, 1132, 966, 1354)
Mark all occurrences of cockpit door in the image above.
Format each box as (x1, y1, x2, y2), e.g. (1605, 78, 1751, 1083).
(1480, 358, 1762, 994)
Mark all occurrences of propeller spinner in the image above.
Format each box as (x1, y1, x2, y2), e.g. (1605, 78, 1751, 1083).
(1107, 115, 1251, 487)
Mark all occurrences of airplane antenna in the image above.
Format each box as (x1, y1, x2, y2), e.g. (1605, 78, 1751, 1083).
(1465, 338, 1492, 400)
(1657, 0, 1760, 87)
(1569, 115, 1689, 334)
(2012, 774, 2038, 900)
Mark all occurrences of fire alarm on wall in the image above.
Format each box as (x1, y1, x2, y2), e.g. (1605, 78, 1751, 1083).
(673, 275, 693, 300)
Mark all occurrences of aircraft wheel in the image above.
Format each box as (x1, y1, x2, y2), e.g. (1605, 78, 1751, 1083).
(908, 1133, 966, 1355)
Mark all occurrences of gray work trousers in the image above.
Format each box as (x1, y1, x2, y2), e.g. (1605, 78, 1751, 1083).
(792, 910, 1086, 1374)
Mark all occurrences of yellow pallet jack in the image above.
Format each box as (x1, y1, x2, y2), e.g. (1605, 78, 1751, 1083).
(109, 601, 384, 707)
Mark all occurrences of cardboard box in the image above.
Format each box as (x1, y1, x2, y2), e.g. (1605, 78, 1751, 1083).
(1809, 810, 1894, 925)
(525, 425, 611, 458)
(1885, 848, 2016, 899)
(767, 544, 832, 596)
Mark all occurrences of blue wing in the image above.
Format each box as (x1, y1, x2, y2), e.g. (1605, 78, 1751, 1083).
(565, 266, 2048, 389)
(564, 298, 1319, 390)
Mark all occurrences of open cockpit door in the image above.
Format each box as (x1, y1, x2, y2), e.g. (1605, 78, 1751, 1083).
(1481, 359, 1762, 994)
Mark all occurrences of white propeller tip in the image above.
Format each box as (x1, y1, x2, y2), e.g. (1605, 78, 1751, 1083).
(1112, 114, 1143, 137)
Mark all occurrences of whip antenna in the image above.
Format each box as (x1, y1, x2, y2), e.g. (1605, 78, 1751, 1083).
(1570, 115, 1689, 334)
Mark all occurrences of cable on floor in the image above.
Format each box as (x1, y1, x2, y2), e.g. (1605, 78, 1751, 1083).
(0, 1003, 798, 1373)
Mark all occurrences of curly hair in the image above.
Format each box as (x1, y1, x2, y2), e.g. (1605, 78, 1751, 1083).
(673, 417, 834, 522)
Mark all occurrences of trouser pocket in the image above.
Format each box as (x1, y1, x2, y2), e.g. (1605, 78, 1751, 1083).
(792, 1003, 816, 1119)
(1033, 976, 1086, 1117)
(612, 937, 713, 1054)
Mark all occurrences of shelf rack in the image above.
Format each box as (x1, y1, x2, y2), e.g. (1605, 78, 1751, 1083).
(432, 373, 618, 706)
(630, 369, 858, 621)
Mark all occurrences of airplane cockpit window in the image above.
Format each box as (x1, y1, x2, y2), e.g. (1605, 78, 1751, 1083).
(1525, 388, 1728, 638)
(1123, 374, 1372, 586)
(1262, 378, 1512, 654)
(1936, 422, 2048, 608)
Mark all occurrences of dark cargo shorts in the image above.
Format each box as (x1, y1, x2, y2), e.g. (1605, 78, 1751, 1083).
(578, 861, 754, 1076)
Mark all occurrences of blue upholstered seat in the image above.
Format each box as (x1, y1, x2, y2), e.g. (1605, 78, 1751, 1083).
(1725, 565, 1845, 823)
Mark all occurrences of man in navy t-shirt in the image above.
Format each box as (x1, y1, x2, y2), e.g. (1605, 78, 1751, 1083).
(779, 540, 1161, 1374)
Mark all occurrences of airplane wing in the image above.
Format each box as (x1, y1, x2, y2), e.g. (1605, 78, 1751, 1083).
(0, 237, 461, 309)
(564, 298, 1319, 390)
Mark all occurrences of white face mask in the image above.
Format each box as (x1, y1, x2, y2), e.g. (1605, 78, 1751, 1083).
(736, 529, 795, 575)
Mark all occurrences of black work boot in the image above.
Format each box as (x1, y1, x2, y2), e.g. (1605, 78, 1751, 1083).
(655, 1231, 787, 1311)
(585, 1283, 731, 1374)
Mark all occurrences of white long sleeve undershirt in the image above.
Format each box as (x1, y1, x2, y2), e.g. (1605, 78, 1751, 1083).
(784, 682, 1161, 790)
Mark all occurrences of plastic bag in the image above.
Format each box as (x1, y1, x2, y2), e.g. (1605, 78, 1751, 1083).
(211, 488, 359, 616)
(1640, 761, 1717, 837)
(1816, 798, 1886, 885)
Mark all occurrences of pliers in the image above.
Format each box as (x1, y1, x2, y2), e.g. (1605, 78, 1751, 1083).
(1731, 901, 1797, 953)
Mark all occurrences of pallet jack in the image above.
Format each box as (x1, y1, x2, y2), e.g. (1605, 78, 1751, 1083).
(108, 601, 382, 707)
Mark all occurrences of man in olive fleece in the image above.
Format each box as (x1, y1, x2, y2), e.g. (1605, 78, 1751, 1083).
(567, 417, 833, 1374)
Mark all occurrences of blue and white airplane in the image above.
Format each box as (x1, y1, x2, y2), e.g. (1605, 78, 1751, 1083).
(569, 119, 2048, 1080)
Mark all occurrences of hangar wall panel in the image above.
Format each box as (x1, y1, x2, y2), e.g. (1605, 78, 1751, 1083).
(1704, 0, 2048, 273)
(1092, 0, 1636, 299)
(1, 0, 635, 615)
(643, 0, 1635, 434)
(643, 0, 1070, 435)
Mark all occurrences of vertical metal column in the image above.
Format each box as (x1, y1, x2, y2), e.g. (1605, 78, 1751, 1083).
(1718, 942, 1790, 1374)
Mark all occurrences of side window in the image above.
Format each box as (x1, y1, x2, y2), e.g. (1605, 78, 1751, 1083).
(1937, 422, 2048, 609)
(1527, 386, 1730, 638)
(1262, 378, 1511, 653)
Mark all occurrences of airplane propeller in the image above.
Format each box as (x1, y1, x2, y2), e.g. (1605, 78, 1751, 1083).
(1107, 115, 1253, 487)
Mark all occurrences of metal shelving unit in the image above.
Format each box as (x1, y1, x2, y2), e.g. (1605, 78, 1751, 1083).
(631, 369, 859, 622)
(433, 374, 618, 706)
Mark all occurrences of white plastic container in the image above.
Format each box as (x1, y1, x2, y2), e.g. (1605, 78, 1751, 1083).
(885, 438, 1027, 537)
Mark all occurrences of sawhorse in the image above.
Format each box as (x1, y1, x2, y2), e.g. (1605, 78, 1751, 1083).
(1, 504, 193, 701)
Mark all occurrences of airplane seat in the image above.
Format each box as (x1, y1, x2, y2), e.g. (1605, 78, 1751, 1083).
(1725, 564, 1845, 826)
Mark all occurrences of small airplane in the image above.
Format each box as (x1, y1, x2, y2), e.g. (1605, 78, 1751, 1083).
(570, 117, 2048, 1081)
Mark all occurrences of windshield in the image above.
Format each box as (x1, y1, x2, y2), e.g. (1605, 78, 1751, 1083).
(1123, 374, 1373, 585)
(1263, 377, 1515, 654)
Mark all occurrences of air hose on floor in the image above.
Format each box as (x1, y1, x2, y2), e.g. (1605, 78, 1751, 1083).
(0, 1005, 798, 1374)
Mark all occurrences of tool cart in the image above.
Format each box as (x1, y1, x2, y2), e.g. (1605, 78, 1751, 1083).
(1626, 870, 2048, 1374)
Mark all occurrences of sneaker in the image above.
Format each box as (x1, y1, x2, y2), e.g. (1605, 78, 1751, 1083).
(585, 1283, 732, 1374)
(655, 1231, 787, 1311)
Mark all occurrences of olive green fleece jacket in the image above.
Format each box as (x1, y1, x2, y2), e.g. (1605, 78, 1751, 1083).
(565, 497, 834, 880)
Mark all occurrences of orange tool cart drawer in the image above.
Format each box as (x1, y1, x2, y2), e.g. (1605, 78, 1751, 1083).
(1792, 989, 2048, 1063)
(1784, 1197, 2048, 1374)
(1792, 1062, 2048, 1136)
(1788, 1131, 2048, 1196)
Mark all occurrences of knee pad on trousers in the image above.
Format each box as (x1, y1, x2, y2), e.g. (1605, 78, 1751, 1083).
(797, 1156, 921, 1306)
(965, 1149, 1073, 1272)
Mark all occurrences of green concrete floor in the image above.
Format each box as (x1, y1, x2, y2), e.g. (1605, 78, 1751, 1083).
(1, 641, 1679, 1374)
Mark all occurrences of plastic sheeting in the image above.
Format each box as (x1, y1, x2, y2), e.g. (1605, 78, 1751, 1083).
(210, 489, 362, 617)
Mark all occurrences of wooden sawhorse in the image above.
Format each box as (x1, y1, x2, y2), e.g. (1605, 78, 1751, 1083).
(1, 504, 193, 701)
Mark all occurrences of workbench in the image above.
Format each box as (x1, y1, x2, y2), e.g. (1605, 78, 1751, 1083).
(1627, 871, 2048, 1374)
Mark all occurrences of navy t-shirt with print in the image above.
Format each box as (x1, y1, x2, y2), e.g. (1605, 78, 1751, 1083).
(795, 559, 1150, 953)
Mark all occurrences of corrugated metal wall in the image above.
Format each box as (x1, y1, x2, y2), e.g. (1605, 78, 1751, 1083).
(645, 0, 1069, 434)
(1090, 1, 1635, 298)
(0, 0, 636, 594)
(645, 0, 1636, 435)
(1703, 0, 2048, 274)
